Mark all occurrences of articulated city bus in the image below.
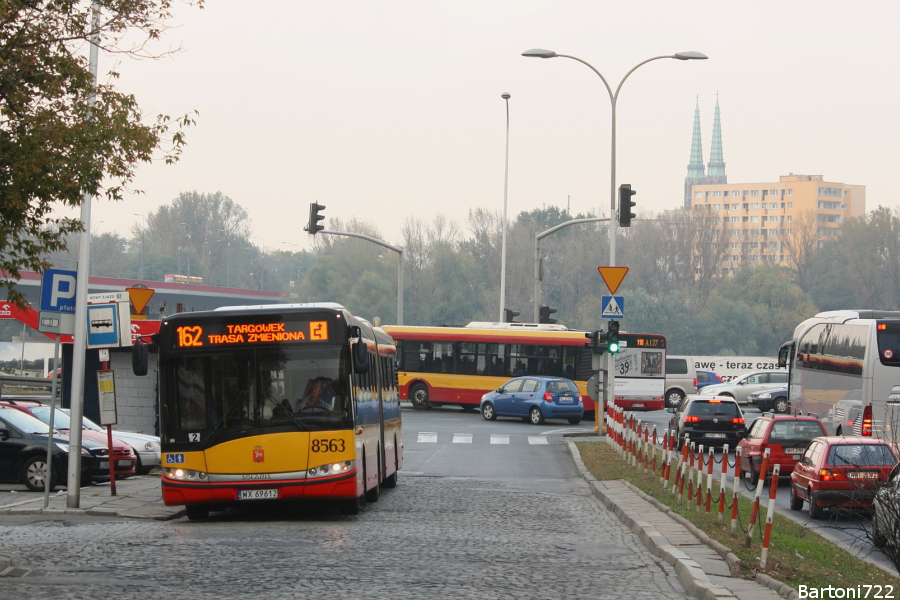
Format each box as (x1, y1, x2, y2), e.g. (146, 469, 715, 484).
(136, 303, 401, 519)
(778, 310, 900, 441)
(382, 323, 666, 412)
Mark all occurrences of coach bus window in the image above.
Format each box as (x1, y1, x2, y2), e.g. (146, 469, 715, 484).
(877, 322, 900, 367)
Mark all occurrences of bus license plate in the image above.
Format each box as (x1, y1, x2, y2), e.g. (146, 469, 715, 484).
(632, 403, 645, 408)
(705, 433, 726, 438)
(238, 489, 278, 500)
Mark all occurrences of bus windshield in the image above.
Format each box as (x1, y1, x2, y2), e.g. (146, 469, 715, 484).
(163, 345, 354, 440)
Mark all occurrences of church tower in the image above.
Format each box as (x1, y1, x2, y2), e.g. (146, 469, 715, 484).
(684, 97, 706, 208)
(706, 93, 727, 184)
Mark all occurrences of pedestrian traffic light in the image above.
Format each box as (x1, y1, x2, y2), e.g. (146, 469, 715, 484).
(607, 320, 620, 353)
(618, 184, 637, 228)
(305, 202, 326, 235)
(539, 305, 558, 324)
(504, 308, 520, 323)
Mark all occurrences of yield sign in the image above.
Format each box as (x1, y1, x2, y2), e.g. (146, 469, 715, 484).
(598, 267, 628, 294)
(126, 287, 156, 315)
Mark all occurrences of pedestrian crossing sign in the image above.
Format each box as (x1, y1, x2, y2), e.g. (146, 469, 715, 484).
(601, 295, 624, 318)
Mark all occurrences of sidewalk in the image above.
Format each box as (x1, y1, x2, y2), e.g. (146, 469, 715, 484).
(566, 437, 796, 600)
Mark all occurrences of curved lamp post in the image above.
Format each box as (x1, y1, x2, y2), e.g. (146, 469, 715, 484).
(499, 92, 511, 323)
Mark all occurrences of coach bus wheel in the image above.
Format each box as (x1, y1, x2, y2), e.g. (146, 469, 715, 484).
(773, 397, 789, 414)
(529, 407, 545, 425)
(185, 504, 210, 521)
(409, 384, 431, 410)
(665, 390, 684, 409)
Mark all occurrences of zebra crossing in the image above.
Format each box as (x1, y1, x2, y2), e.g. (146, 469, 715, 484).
(414, 431, 551, 445)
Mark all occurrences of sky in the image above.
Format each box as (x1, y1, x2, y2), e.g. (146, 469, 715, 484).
(74, 0, 900, 253)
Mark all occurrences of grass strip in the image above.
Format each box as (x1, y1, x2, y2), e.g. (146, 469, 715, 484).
(576, 441, 900, 590)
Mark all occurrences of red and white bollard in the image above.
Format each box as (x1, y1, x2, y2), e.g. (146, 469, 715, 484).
(745, 448, 770, 547)
(705, 446, 714, 514)
(696, 444, 704, 512)
(731, 446, 742, 536)
(718, 445, 729, 524)
(677, 439, 689, 502)
(760, 464, 781, 568)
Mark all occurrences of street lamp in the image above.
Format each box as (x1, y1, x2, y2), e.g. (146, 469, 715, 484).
(181, 222, 191, 281)
(521, 49, 707, 266)
(134, 213, 146, 280)
(283, 242, 299, 285)
(253, 236, 266, 290)
(499, 92, 511, 323)
(523, 47, 707, 431)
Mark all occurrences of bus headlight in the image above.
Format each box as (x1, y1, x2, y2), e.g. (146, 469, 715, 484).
(307, 461, 354, 478)
(163, 468, 208, 481)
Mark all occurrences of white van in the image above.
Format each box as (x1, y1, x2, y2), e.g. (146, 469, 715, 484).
(665, 355, 697, 409)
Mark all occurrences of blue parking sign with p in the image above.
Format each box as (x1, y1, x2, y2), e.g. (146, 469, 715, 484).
(40, 269, 78, 314)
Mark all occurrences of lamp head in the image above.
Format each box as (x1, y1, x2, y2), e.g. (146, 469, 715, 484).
(522, 48, 557, 59)
(673, 51, 708, 61)
(501, 92, 511, 99)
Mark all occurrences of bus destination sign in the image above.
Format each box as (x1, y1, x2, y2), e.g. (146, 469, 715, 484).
(173, 319, 330, 348)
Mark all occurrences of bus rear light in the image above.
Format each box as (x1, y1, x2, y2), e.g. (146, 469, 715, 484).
(862, 405, 873, 436)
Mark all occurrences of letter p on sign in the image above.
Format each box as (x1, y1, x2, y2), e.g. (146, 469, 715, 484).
(40, 268, 78, 314)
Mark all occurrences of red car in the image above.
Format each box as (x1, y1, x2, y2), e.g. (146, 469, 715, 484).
(738, 414, 827, 483)
(0, 401, 136, 479)
(790, 436, 898, 519)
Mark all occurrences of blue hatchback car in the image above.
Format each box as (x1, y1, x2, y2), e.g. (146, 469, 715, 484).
(481, 376, 584, 425)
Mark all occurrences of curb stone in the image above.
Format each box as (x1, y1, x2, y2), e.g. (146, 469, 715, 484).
(567, 439, 798, 600)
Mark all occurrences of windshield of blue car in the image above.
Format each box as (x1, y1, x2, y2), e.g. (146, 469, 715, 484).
(0, 407, 55, 434)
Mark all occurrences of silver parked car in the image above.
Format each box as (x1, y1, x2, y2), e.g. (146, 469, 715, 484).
(64, 410, 161, 475)
(698, 369, 788, 406)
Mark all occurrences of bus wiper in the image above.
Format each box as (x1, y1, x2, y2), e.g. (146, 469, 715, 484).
(206, 390, 250, 443)
(265, 392, 310, 431)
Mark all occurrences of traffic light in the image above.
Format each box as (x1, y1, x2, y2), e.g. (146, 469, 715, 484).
(618, 184, 637, 228)
(607, 320, 620, 353)
(504, 308, 520, 323)
(539, 305, 558, 324)
(305, 202, 326, 235)
(584, 330, 605, 354)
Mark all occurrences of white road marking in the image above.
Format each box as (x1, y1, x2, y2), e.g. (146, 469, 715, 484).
(528, 436, 549, 445)
(452, 433, 473, 444)
(490, 435, 510, 445)
(418, 432, 438, 443)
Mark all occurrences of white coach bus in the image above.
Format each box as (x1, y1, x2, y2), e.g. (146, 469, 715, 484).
(778, 310, 900, 441)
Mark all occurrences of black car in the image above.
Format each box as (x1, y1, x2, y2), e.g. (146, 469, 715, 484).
(0, 406, 98, 491)
(747, 385, 789, 413)
(668, 395, 747, 450)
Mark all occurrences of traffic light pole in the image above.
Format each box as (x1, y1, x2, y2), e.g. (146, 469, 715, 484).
(320, 230, 404, 325)
(533, 217, 609, 322)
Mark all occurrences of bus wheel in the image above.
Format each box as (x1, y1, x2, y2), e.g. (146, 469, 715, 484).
(410, 384, 431, 410)
(185, 504, 210, 520)
(340, 494, 365, 515)
(773, 397, 789, 413)
(365, 454, 380, 503)
(382, 442, 398, 489)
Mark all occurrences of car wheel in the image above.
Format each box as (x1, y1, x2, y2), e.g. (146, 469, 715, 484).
(529, 406, 545, 425)
(482, 402, 497, 421)
(409, 383, 431, 410)
(873, 509, 888, 547)
(773, 397, 789, 414)
(808, 490, 823, 520)
(665, 390, 683, 409)
(750, 466, 761, 485)
(21, 456, 56, 492)
(133, 452, 145, 476)
(185, 504, 210, 520)
(789, 484, 804, 510)
(567, 417, 582, 425)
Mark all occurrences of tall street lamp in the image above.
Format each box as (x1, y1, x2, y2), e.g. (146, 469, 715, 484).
(499, 92, 511, 323)
(521, 49, 707, 267)
(253, 236, 266, 290)
(523, 48, 707, 431)
(181, 222, 192, 281)
(134, 213, 146, 280)
(283, 241, 299, 285)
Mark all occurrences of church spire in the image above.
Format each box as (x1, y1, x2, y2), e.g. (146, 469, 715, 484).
(706, 93, 727, 184)
(684, 96, 705, 208)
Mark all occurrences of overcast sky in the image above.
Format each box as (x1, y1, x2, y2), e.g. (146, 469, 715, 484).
(77, 0, 900, 253)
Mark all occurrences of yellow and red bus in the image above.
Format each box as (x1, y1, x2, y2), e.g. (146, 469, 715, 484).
(383, 323, 667, 412)
(139, 303, 401, 519)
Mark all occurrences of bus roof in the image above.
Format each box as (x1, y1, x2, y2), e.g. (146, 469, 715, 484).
(813, 310, 900, 322)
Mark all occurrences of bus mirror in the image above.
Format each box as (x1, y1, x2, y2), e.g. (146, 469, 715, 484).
(132, 342, 149, 376)
(777, 341, 793, 369)
(353, 339, 369, 374)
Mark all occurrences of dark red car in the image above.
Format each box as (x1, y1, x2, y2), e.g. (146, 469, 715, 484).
(738, 414, 827, 483)
(790, 436, 898, 519)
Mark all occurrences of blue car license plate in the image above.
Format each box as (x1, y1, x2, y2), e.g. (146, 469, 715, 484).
(559, 396, 574, 404)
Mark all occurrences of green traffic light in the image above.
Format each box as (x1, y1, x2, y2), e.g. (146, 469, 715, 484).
(608, 342, 620, 353)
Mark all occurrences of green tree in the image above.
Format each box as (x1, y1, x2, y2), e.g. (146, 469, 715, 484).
(0, 0, 201, 305)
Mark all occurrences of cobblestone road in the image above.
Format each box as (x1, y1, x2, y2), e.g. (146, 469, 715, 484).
(0, 474, 690, 599)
